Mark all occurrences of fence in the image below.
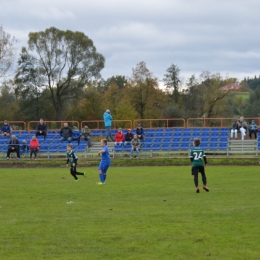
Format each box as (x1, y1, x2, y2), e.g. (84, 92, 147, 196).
(28, 121, 80, 131)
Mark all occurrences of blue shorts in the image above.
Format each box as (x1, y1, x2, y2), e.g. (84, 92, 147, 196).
(98, 163, 110, 173)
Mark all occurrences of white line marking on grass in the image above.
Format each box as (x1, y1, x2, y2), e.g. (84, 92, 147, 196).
(214, 205, 260, 211)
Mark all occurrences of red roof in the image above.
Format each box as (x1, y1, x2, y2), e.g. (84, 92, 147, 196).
(220, 84, 241, 91)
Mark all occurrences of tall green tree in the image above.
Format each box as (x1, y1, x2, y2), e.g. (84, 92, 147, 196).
(15, 27, 105, 119)
(163, 64, 181, 103)
(128, 62, 168, 120)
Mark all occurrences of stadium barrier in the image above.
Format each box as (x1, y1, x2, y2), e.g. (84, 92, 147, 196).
(81, 120, 132, 130)
(28, 121, 80, 131)
(133, 119, 185, 128)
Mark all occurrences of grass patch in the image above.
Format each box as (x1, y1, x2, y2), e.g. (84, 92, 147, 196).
(1, 166, 260, 259)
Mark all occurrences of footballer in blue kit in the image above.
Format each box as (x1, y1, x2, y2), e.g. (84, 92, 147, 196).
(97, 139, 111, 185)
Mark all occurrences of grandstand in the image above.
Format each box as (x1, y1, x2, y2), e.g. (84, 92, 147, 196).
(1, 118, 260, 159)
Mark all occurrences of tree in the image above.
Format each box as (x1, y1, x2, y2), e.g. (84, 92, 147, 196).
(163, 64, 181, 103)
(128, 62, 168, 121)
(0, 26, 17, 80)
(15, 27, 105, 119)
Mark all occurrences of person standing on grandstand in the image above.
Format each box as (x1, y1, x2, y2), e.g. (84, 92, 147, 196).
(239, 116, 247, 140)
(103, 109, 114, 142)
(1, 120, 11, 137)
(66, 144, 86, 181)
(60, 123, 73, 143)
(249, 120, 258, 139)
(97, 139, 111, 185)
(6, 135, 20, 160)
(230, 120, 240, 140)
(36, 118, 47, 140)
(30, 135, 39, 159)
(189, 138, 209, 193)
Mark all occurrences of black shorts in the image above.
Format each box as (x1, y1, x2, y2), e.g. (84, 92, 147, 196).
(192, 166, 205, 175)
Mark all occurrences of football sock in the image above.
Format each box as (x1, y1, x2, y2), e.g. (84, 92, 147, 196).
(76, 172, 84, 176)
(103, 174, 107, 182)
(99, 174, 104, 183)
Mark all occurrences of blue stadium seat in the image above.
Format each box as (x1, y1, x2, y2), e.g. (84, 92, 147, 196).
(151, 144, 161, 150)
(142, 144, 151, 151)
(153, 139, 161, 143)
(146, 129, 155, 134)
(76, 147, 86, 152)
(111, 130, 117, 135)
(161, 144, 170, 150)
(155, 128, 165, 134)
(163, 135, 172, 141)
(145, 133, 154, 138)
(179, 143, 189, 150)
(91, 130, 101, 136)
(170, 143, 179, 150)
(218, 143, 227, 150)
(114, 146, 123, 152)
(208, 143, 218, 149)
(123, 145, 132, 151)
(165, 128, 173, 134)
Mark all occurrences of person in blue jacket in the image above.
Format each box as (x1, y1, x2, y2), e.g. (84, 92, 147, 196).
(249, 120, 258, 139)
(1, 120, 11, 137)
(103, 109, 114, 141)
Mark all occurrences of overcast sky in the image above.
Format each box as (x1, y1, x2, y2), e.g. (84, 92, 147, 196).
(1, 0, 260, 84)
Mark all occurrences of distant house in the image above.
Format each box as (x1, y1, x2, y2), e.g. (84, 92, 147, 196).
(220, 83, 241, 91)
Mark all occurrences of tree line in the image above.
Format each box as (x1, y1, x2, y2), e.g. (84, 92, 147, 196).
(0, 26, 260, 124)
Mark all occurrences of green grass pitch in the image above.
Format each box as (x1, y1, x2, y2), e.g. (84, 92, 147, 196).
(0, 166, 260, 260)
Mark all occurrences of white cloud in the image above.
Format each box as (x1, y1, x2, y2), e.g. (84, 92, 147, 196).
(1, 0, 260, 82)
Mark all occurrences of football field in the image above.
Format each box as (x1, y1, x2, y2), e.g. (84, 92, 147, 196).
(0, 166, 260, 260)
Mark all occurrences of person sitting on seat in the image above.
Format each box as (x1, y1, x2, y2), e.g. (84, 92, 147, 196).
(20, 140, 29, 155)
(130, 134, 140, 159)
(36, 118, 47, 140)
(239, 116, 247, 140)
(124, 129, 133, 145)
(71, 126, 82, 145)
(30, 135, 39, 159)
(249, 120, 258, 139)
(6, 135, 20, 160)
(114, 128, 124, 145)
(81, 124, 92, 147)
(60, 123, 73, 143)
(136, 124, 145, 141)
(1, 120, 11, 137)
(230, 120, 240, 140)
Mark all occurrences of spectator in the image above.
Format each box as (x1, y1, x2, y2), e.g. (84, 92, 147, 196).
(30, 136, 39, 159)
(103, 109, 114, 141)
(6, 135, 20, 160)
(60, 123, 72, 142)
(230, 120, 240, 140)
(1, 120, 11, 137)
(239, 116, 247, 140)
(36, 118, 47, 140)
(249, 120, 258, 139)
(130, 134, 140, 159)
(124, 128, 134, 145)
(81, 124, 92, 147)
(136, 123, 145, 141)
(72, 126, 82, 145)
(114, 128, 124, 145)
(20, 140, 29, 155)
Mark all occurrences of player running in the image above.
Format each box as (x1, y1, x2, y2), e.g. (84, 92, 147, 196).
(66, 144, 86, 181)
(189, 138, 209, 193)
